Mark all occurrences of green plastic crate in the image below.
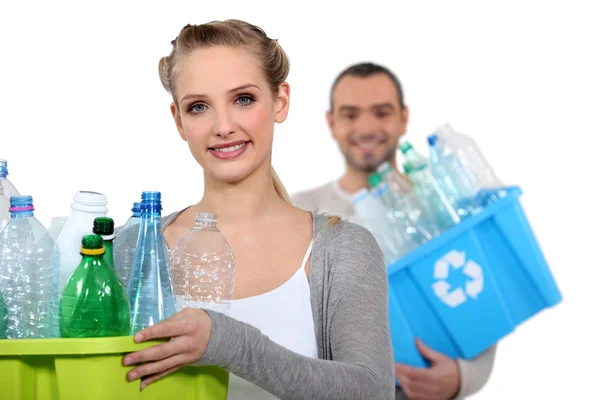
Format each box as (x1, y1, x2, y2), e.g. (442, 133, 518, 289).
(0, 336, 229, 400)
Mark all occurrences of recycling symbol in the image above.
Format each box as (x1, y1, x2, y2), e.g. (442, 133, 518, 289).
(431, 250, 484, 308)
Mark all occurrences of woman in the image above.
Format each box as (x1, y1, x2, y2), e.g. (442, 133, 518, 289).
(122, 20, 395, 399)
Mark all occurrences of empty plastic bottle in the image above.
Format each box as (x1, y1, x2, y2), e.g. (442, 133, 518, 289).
(127, 191, 177, 334)
(93, 217, 115, 270)
(399, 141, 429, 170)
(0, 159, 20, 200)
(433, 123, 502, 188)
(48, 216, 68, 242)
(352, 189, 416, 265)
(60, 234, 130, 338)
(0, 184, 9, 234)
(368, 173, 432, 244)
(375, 163, 440, 236)
(0, 291, 7, 339)
(0, 195, 60, 338)
(403, 162, 461, 232)
(56, 191, 108, 294)
(170, 212, 235, 314)
(114, 202, 141, 288)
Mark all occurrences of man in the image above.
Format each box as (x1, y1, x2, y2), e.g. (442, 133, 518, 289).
(292, 63, 496, 399)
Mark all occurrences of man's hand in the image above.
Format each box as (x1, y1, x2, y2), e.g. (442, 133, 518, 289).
(395, 338, 461, 400)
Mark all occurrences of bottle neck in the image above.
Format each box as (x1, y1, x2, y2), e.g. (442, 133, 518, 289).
(194, 221, 217, 229)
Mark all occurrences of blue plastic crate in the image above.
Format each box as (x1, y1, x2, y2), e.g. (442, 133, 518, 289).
(387, 186, 562, 367)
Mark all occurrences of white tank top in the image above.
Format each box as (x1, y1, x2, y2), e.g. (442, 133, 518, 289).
(226, 240, 317, 400)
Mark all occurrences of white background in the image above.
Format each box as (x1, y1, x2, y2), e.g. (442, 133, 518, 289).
(1, 1, 598, 398)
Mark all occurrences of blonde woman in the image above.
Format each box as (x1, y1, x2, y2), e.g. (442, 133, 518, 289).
(122, 20, 394, 399)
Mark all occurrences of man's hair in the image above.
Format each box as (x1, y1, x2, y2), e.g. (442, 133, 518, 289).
(329, 62, 405, 112)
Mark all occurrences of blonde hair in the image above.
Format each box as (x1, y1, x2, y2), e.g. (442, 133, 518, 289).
(159, 20, 291, 203)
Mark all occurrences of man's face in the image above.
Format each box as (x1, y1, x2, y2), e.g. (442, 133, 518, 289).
(327, 73, 408, 173)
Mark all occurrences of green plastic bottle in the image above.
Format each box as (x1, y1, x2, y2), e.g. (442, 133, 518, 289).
(0, 291, 7, 339)
(93, 217, 115, 270)
(59, 234, 131, 338)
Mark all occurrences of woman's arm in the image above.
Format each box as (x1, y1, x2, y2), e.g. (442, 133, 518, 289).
(124, 224, 395, 399)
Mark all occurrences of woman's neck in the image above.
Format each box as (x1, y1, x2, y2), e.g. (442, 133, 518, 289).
(197, 161, 288, 226)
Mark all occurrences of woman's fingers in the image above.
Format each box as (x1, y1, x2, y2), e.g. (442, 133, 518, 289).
(127, 352, 190, 382)
(140, 365, 183, 390)
(124, 336, 189, 366)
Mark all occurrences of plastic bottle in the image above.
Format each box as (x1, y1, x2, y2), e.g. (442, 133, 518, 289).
(399, 141, 429, 170)
(113, 202, 141, 288)
(93, 217, 115, 270)
(127, 191, 177, 334)
(60, 234, 130, 338)
(0, 195, 60, 338)
(433, 123, 502, 188)
(48, 216, 68, 242)
(403, 162, 461, 232)
(368, 173, 432, 244)
(0, 291, 7, 339)
(56, 191, 108, 293)
(0, 184, 9, 234)
(170, 212, 235, 314)
(352, 189, 412, 265)
(0, 159, 20, 200)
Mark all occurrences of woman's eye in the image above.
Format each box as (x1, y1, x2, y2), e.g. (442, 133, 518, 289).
(236, 95, 255, 107)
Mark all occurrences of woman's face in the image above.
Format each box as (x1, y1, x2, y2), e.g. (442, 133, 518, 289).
(171, 45, 289, 184)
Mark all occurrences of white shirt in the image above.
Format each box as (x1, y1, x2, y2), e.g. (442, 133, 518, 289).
(291, 180, 356, 219)
(227, 240, 317, 400)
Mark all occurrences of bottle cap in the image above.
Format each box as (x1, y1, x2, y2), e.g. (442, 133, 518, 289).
(368, 173, 382, 187)
(93, 217, 114, 236)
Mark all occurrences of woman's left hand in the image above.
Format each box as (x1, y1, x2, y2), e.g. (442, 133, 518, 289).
(122, 308, 212, 390)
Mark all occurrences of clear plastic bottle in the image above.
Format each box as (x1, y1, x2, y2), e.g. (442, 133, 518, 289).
(368, 173, 432, 244)
(56, 191, 108, 294)
(352, 189, 414, 265)
(0, 195, 60, 338)
(127, 191, 177, 334)
(113, 202, 141, 288)
(48, 216, 68, 242)
(0, 291, 7, 339)
(428, 134, 481, 217)
(0, 185, 9, 234)
(433, 123, 502, 188)
(60, 234, 130, 338)
(170, 212, 235, 314)
(93, 217, 115, 270)
(0, 159, 20, 200)
(403, 162, 461, 232)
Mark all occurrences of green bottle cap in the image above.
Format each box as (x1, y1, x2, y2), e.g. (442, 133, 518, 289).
(81, 234, 104, 250)
(403, 162, 414, 174)
(93, 217, 114, 236)
(368, 173, 382, 187)
(399, 142, 413, 154)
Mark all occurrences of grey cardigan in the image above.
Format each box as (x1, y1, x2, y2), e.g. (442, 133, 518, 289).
(160, 210, 396, 399)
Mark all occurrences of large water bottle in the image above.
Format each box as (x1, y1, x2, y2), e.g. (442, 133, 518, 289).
(0, 291, 7, 338)
(170, 212, 235, 314)
(0, 195, 60, 338)
(375, 163, 440, 236)
(352, 189, 411, 265)
(113, 202, 141, 288)
(60, 234, 130, 338)
(368, 173, 432, 244)
(56, 191, 108, 293)
(0, 160, 20, 200)
(48, 216, 68, 242)
(433, 123, 502, 188)
(403, 162, 461, 232)
(127, 191, 177, 334)
(428, 134, 481, 217)
(0, 184, 9, 234)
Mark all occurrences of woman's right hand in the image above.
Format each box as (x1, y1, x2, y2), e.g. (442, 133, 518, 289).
(122, 308, 213, 390)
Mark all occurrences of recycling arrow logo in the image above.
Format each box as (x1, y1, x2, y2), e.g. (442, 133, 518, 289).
(431, 250, 484, 308)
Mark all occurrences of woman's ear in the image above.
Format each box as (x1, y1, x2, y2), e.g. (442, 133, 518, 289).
(171, 102, 187, 141)
(274, 83, 290, 124)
